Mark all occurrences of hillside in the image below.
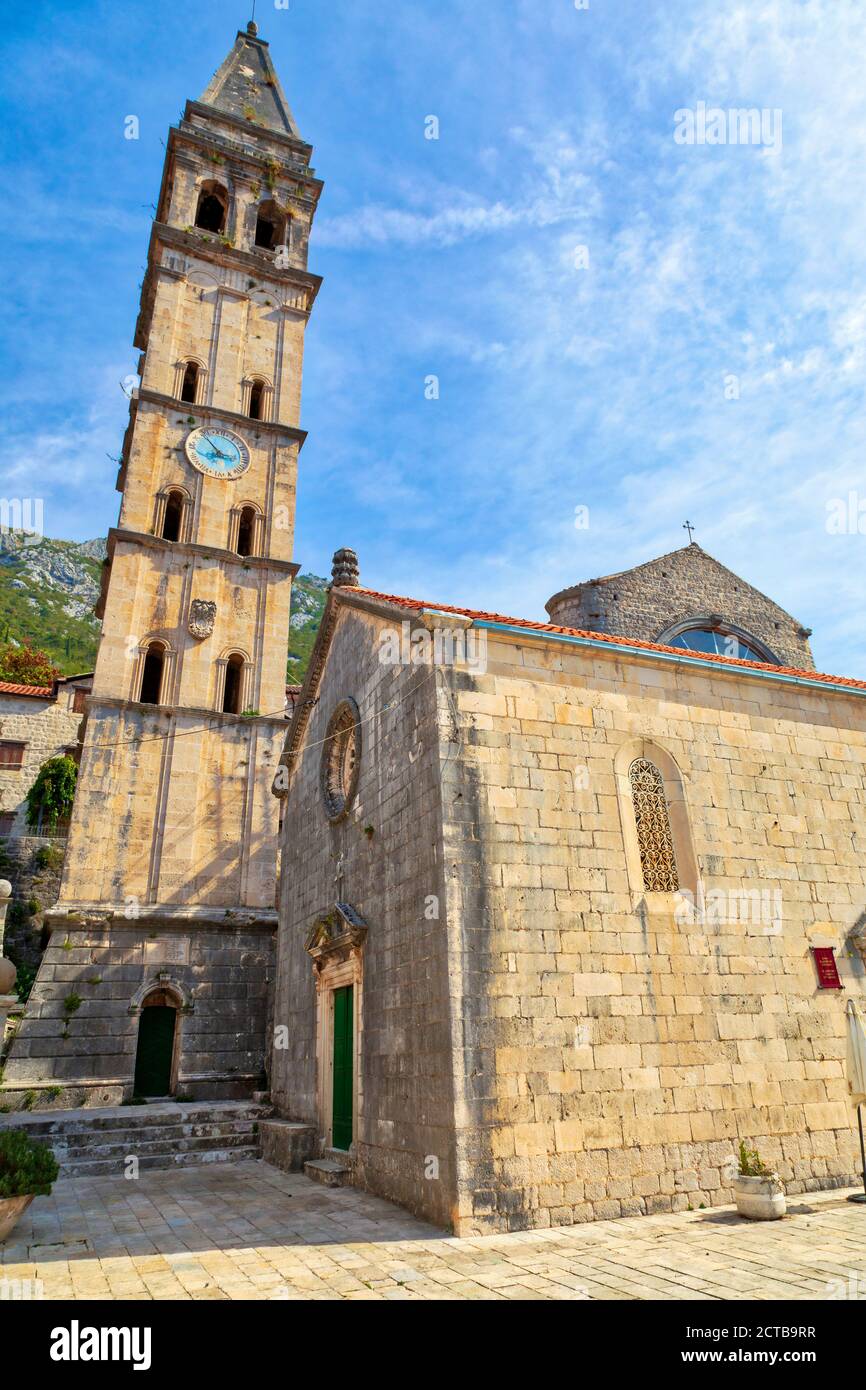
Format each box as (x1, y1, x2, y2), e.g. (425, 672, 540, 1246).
(0, 530, 327, 682)
(287, 573, 328, 682)
(0, 532, 104, 675)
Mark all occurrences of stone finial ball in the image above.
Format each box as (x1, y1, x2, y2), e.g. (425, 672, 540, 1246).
(0, 957, 16, 994)
(0, 880, 11, 899)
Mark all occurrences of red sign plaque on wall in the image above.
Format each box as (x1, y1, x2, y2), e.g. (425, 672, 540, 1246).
(811, 947, 843, 990)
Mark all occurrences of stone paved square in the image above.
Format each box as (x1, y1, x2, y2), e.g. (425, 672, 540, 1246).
(2, 1163, 864, 1301)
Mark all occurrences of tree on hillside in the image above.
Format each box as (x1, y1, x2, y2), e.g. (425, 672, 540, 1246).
(0, 639, 59, 687)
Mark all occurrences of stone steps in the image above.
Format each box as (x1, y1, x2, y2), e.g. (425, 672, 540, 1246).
(304, 1158, 352, 1188)
(0, 1100, 271, 1179)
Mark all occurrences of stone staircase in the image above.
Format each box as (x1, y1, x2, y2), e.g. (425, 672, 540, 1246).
(0, 1100, 274, 1179)
(304, 1149, 354, 1188)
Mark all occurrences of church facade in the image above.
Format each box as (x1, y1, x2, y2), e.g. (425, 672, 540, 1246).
(271, 547, 866, 1233)
(4, 26, 320, 1103)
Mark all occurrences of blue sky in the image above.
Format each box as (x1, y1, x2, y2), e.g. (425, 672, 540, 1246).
(2, 0, 866, 675)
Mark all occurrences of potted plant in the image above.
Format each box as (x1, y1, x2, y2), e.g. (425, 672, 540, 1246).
(0, 1128, 59, 1241)
(732, 1140, 786, 1220)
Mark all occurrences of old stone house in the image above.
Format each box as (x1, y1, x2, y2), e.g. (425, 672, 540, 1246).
(0, 673, 93, 836)
(271, 545, 866, 1234)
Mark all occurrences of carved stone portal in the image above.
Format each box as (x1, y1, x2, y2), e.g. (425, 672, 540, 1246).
(305, 903, 368, 972)
(188, 599, 217, 640)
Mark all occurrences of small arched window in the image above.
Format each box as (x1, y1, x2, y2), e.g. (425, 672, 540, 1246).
(195, 182, 228, 234)
(162, 490, 185, 542)
(628, 758, 679, 893)
(248, 380, 266, 420)
(140, 642, 167, 706)
(180, 362, 199, 403)
(254, 200, 287, 251)
(223, 653, 245, 715)
(237, 507, 257, 557)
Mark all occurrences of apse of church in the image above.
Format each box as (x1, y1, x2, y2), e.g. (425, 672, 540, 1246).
(3, 25, 321, 1103)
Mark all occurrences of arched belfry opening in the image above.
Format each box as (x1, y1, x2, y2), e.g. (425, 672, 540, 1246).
(254, 199, 287, 251)
(222, 652, 246, 714)
(162, 490, 185, 542)
(180, 361, 199, 403)
(139, 642, 167, 706)
(195, 181, 228, 234)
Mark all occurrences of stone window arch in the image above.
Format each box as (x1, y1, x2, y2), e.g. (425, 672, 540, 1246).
(174, 357, 207, 405)
(615, 739, 698, 901)
(254, 199, 288, 251)
(656, 615, 779, 665)
(135, 638, 176, 707)
(154, 485, 193, 543)
(215, 648, 253, 715)
(228, 501, 264, 556)
(240, 375, 272, 421)
(195, 180, 228, 234)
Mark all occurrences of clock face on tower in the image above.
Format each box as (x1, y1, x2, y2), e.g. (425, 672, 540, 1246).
(184, 426, 251, 480)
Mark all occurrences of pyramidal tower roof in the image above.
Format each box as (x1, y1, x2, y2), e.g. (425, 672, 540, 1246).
(198, 23, 302, 139)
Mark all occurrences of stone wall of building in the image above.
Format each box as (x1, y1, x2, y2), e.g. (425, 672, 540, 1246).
(271, 603, 458, 1228)
(545, 544, 815, 670)
(0, 836, 65, 974)
(439, 626, 865, 1233)
(0, 685, 87, 835)
(2, 919, 273, 1106)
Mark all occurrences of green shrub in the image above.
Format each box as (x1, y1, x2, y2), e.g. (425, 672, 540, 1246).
(25, 755, 77, 831)
(0, 1128, 59, 1197)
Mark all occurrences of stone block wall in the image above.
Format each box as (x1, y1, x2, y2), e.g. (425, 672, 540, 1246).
(0, 688, 84, 835)
(2, 919, 273, 1105)
(271, 604, 458, 1228)
(0, 836, 65, 973)
(440, 628, 865, 1233)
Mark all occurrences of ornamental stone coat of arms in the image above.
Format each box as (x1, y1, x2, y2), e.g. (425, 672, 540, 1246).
(188, 599, 217, 640)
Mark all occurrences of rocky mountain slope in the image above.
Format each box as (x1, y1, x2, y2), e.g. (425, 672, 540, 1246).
(0, 532, 104, 675)
(0, 530, 327, 682)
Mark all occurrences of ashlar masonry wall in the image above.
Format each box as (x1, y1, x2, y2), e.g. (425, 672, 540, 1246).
(271, 603, 459, 1228)
(440, 629, 866, 1234)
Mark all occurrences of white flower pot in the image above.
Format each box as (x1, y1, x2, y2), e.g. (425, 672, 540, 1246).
(733, 1173, 786, 1220)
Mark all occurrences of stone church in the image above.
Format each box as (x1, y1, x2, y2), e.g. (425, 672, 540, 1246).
(4, 26, 865, 1239)
(271, 546, 866, 1233)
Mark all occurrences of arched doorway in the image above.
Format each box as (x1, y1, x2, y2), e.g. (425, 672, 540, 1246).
(133, 990, 179, 1097)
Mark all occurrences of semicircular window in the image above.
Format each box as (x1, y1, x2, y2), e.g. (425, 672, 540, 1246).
(666, 626, 775, 664)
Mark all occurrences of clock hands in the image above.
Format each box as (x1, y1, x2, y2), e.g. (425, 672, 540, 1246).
(201, 432, 230, 462)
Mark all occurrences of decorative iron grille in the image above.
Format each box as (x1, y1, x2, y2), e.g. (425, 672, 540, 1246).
(628, 757, 680, 892)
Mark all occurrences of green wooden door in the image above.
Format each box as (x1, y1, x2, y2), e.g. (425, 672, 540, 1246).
(331, 985, 354, 1151)
(134, 1006, 176, 1096)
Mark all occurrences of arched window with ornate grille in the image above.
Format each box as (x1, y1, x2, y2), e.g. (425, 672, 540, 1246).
(628, 757, 680, 893)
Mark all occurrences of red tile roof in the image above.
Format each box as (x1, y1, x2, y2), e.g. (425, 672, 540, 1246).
(346, 587, 866, 695)
(0, 680, 54, 698)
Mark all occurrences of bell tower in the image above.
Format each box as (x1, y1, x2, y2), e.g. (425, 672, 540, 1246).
(4, 25, 323, 1103)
